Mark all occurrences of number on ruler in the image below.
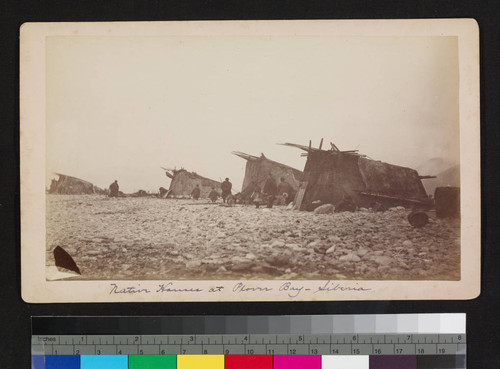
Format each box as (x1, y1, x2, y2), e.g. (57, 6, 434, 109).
(268, 349, 274, 354)
(374, 349, 381, 354)
(247, 349, 254, 354)
(438, 348, 446, 354)
(417, 348, 425, 354)
(395, 348, 403, 354)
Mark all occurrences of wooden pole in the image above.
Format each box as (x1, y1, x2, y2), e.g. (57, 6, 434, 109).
(319, 138, 324, 150)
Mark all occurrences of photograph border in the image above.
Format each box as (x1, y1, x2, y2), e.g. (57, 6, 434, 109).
(20, 19, 480, 302)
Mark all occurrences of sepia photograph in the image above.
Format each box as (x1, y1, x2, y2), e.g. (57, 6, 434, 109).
(21, 20, 480, 302)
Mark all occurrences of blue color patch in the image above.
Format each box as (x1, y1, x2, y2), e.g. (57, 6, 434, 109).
(32, 355, 46, 369)
(32, 355, 81, 369)
(81, 355, 128, 369)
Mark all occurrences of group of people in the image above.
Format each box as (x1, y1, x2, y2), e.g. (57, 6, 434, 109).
(191, 177, 233, 203)
(190, 175, 295, 209)
(250, 174, 294, 208)
(110, 175, 295, 208)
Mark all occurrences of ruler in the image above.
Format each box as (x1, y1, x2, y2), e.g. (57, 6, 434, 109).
(32, 314, 466, 368)
(32, 333, 466, 356)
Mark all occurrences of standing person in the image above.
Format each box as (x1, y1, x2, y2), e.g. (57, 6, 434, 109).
(250, 185, 263, 208)
(221, 178, 232, 203)
(191, 184, 201, 200)
(263, 173, 277, 208)
(109, 180, 119, 197)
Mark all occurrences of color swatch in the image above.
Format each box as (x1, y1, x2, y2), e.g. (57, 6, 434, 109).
(177, 354, 225, 369)
(274, 355, 321, 369)
(32, 355, 466, 369)
(128, 355, 177, 369)
(225, 355, 273, 369)
(322, 355, 370, 369)
(80, 355, 128, 369)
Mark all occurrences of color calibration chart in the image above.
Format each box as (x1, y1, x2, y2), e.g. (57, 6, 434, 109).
(32, 314, 466, 368)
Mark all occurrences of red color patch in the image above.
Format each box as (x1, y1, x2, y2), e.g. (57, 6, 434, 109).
(225, 355, 273, 369)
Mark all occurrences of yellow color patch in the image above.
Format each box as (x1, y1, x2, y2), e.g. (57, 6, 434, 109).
(177, 355, 225, 369)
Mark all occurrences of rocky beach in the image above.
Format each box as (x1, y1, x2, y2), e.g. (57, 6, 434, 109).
(46, 195, 460, 281)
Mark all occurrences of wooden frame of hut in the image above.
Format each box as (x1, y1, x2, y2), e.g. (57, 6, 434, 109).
(48, 173, 104, 195)
(232, 151, 303, 198)
(163, 168, 221, 199)
(281, 141, 432, 211)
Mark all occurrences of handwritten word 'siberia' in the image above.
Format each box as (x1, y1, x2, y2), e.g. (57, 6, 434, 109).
(315, 280, 372, 293)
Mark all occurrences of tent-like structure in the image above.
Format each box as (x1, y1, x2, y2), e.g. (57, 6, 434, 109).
(163, 168, 221, 198)
(48, 173, 104, 195)
(281, 142, 432, 211)
(232, 151, 304, 197)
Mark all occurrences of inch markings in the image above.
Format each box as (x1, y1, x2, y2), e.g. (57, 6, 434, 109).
(32, 334, 466, 356)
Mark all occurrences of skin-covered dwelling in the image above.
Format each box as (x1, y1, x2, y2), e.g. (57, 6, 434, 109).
(281, 142, 433, 211)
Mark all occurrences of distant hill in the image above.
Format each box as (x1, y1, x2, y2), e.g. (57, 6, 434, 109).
(416, 157, 456, 176)
(416, 158, 460, 196)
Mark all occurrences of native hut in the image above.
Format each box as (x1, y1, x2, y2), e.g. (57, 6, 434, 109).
(48, 173, 104, 195)
(281, 142, 432, 211)
(232, 152, 303, 198)
(164, 168, 221, 198)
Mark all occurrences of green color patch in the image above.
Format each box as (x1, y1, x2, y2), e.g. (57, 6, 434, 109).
(129, 355, 177, 369)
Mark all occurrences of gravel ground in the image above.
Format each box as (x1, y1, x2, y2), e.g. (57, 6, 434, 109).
(46, 195, 460, 281)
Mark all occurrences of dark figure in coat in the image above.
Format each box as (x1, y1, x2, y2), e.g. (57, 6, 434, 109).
(191, 184, 201, 200)
(221, 178, 232, 203)
(109, 180, 119, 197)
(263, 174, 278, 208)
(277, 177, 294, 205)
(208, 188, 219, 202)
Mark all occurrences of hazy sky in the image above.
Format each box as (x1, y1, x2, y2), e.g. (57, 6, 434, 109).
(46, 35, 459, 193)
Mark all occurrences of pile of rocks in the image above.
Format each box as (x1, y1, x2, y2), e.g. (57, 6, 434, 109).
(46, 196, 460, 281)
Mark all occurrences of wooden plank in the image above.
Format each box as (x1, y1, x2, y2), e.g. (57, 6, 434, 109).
(293, 181, 308, 210)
